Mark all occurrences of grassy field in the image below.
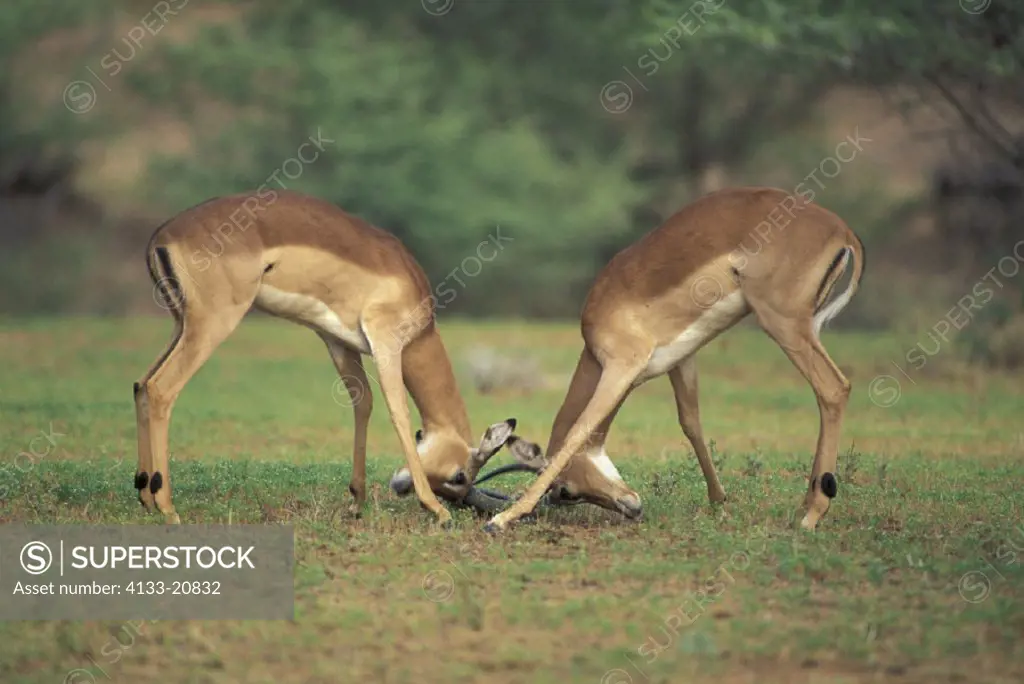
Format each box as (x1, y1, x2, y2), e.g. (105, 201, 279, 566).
(1, 316, 1022, 684)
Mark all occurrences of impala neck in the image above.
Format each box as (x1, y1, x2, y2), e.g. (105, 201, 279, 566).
(401, 326, 473, 443)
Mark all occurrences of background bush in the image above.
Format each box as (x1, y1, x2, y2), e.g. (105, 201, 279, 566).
(1, 0, 1022, 362)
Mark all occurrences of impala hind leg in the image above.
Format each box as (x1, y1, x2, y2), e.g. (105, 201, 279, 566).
(668, 358, 726, 504)
(135, 303, 251, 524)
(323, 338, 373, 517)
(134, 316, 182, 512)
(754, 307, 850, 530)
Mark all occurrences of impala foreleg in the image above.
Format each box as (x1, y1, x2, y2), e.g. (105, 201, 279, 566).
(369, 340, 451, 527)
(484, 363, 643, 532)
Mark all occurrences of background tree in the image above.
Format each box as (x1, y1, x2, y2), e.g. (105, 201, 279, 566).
(0, 0, 1021, 351)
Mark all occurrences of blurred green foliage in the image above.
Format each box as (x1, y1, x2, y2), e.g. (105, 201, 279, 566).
(0, 0, 1021, 320)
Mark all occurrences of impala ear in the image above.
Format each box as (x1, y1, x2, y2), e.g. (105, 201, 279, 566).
(477, 418, 517, 456)
(507, 435, 548, 472)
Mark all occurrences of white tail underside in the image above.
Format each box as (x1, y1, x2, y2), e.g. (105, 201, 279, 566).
(812, 247, 855, 338)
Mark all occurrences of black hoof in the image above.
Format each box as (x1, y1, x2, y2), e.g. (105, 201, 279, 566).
(483, 522, 501, 534)
(440, 518, 454, 531)
(820, 472, 838, 499)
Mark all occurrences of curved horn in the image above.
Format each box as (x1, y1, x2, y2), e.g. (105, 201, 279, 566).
(460, 485, 558, 515)
(460, 487, 512, 514)
(472, 462, 540, 486)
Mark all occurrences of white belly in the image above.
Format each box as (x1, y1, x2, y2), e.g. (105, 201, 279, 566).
(639, 290, 748, 381)
(254, 284, 372, 354)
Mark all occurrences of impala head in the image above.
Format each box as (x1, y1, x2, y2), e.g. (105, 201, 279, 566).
(389, 418, 527, 510)
(543, 448, 643, 519)
(472, 437, 642, 519)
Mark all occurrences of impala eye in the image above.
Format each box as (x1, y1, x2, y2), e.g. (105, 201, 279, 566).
(450, 471, 468, 486)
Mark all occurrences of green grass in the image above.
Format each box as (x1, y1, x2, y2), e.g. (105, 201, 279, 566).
(1, 316, 1022, 684)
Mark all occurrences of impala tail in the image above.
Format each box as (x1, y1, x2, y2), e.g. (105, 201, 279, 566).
(812, 235, 865, 338)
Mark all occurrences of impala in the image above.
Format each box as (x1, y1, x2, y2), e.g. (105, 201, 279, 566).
(133, 190, 534, 525)
(482, 186, 865, 533)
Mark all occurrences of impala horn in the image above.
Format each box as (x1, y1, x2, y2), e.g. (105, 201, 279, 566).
(458, 433, 554, 514)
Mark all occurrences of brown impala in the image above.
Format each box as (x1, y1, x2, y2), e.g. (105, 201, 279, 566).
(482, 187, 865, 533)
(133, 190, 542, 526)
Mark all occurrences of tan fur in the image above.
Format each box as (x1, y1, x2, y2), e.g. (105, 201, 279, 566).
(488, 187, 865, 531)
(134, 191, 494, 526)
